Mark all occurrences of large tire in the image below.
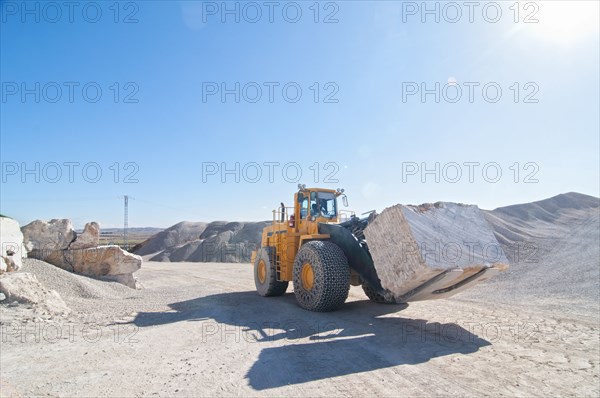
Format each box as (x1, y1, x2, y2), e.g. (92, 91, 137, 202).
(293, 241, 350, 312)
(254, 247, 288, 297)
(362, 283, 396, 304)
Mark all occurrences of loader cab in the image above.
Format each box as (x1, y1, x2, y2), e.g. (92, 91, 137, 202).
(297, 190, 337, 220)
(294, 186, 344, 235)
(310, 191, 337, 220)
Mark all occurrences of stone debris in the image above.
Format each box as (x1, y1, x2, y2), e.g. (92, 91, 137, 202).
(0, 216, 26, 273)
(0, 272, 70, 314)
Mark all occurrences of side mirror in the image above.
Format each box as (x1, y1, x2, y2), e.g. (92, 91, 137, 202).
(342, 195, 348, 207)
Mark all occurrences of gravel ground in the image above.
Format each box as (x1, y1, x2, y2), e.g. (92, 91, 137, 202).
(1, 260, 598, 397)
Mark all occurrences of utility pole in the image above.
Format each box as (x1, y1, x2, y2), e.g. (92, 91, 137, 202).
(124, 195, 129, 250)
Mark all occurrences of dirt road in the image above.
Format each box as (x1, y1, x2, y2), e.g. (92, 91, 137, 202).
(1, 261, 598, 397)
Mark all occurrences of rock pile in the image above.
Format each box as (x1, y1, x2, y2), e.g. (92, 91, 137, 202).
(21, 219, 142, 288)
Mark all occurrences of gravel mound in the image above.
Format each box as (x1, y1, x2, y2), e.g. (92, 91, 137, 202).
(20, 258, 134, 301)
(461, 192, 600, 314)
(12, 259, 143, 320)
(134, 221, 208, 256)
(138, 221, 269, 263)
(10, 258, 206, 322)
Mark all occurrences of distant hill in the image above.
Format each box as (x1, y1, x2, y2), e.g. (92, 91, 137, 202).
(101, 227, 164, 234)
(132, 221, 269, 262)
(76, 227, 164, 234)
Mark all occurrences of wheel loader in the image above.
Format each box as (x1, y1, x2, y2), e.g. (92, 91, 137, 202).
(251, 185, 508, 312)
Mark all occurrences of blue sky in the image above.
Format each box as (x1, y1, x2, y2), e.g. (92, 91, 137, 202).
(1, 0, 599, 228)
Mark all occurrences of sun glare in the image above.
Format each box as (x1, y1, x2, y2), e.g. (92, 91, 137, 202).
(525, 1, 599, 45)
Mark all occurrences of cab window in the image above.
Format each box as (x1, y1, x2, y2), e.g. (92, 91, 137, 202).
(299, 194, 308, 219)
(316, 191, 337, 219)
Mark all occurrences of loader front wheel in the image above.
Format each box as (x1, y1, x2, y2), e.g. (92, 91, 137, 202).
(293, 241, 350, 312)
(362, 283, 396, 304)
(254, 247, 288, 297)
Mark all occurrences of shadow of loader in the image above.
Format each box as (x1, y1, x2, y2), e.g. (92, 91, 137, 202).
(130, 290, 490, 390)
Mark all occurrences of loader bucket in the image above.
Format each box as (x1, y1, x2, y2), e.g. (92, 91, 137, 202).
(320, 202, 509, 303)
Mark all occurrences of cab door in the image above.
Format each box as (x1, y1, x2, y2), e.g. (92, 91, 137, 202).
(297, 192, 309, 235)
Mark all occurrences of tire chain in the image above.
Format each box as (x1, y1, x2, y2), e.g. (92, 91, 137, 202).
(293, 241, 350, 311)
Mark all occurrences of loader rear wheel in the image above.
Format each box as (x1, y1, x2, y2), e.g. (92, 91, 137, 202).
(254, 247, 288, 297)
(362, 283, 396, 304)
(293, 241, 350, 312)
